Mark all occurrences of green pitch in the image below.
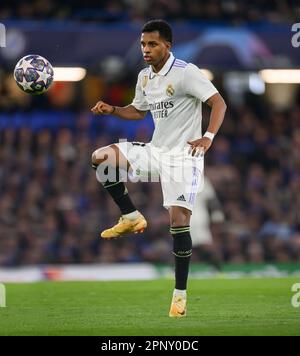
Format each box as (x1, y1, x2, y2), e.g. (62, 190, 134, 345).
(0, 278, 299, 336)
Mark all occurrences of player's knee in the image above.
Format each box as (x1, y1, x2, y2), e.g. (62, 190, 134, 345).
(91, 150, 98, 165)
(170, 207, 191, 227)
(171, 218, 189, 228)
(92, 146, 116, 166)
(92, 148, 106, 165)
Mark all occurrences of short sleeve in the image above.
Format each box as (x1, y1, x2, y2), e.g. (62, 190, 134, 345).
(182, 63, 218, 102)
(131, 71, 150, 111)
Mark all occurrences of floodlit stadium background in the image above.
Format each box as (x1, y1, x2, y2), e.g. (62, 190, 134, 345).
(0, 0, 300, 281)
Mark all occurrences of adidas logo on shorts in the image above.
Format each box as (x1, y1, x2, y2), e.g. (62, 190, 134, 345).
(177, 195, 186, 202)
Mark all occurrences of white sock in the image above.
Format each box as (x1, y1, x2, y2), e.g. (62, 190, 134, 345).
(173, 289, 187, 298)
(122, 210, 139, 220)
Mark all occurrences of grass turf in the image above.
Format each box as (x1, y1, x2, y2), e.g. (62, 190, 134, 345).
(0, 278, 299, 336)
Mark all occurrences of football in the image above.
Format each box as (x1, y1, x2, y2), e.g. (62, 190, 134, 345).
(13, 54, 54, 94)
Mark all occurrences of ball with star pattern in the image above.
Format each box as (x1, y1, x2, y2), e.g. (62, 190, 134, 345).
(14, 55, 54, 94)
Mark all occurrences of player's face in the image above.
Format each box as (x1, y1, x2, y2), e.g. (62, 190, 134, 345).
(140, 31, 171, 68)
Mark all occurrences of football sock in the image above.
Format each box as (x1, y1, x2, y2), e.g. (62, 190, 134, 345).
(95, 164, 137, 215)
(170, 226, 192, 290)
(173, 289, 187, 297)
(122, 211, 139, 220)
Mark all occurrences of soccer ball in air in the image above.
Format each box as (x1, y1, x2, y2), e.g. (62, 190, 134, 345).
(14, 54, 54, 94)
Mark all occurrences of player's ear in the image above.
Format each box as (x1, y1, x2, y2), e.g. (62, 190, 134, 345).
(163, 40, 171, 51)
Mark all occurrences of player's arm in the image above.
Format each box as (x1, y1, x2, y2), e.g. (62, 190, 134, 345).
(205, 93, 227, 132)
(188, 92, 227, 155)
(183, 64, 227, 155)
(91, 101, 147, 120)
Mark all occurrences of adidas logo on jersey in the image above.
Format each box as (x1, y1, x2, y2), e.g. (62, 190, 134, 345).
(177, 195, 186, 202)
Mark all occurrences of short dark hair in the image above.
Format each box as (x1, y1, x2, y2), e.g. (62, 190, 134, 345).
(142, 20, 173, 44)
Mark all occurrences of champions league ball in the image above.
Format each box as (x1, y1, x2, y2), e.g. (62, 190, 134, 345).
(13, 54, 54, 94)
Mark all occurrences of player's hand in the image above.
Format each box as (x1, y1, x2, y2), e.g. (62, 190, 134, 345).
(187, 137, 212, 157)
(91, 101, 115, 115)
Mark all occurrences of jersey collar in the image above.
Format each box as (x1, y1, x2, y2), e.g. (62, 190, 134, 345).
(149, 52, 175, 78)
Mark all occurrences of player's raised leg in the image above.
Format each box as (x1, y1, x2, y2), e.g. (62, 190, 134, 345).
(168, 206, 192, 317)
(92, 144, 147, 238)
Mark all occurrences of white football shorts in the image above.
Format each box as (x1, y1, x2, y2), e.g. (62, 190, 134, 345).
(116, 141, 204, 211)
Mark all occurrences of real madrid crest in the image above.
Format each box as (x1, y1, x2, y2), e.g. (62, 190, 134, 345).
(142, 75, 148, 88)
(166, 84, 175, 97)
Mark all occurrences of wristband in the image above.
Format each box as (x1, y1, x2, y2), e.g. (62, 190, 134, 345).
(111, 106, 116, 114)
(203, 131, 215, 141)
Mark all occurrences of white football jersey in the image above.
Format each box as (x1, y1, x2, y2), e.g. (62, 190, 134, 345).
(131, 52, 218, 153)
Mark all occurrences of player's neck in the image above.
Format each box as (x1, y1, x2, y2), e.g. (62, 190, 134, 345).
(152, 52, 170, 73)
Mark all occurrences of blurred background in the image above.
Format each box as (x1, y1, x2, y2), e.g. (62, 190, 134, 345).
(0, 0, 300, 273)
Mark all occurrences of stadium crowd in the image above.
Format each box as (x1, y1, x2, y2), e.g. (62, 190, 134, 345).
(0, 84, 300, 266)
(0, 0, 299, 24)
(0, 0, 299, 267)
